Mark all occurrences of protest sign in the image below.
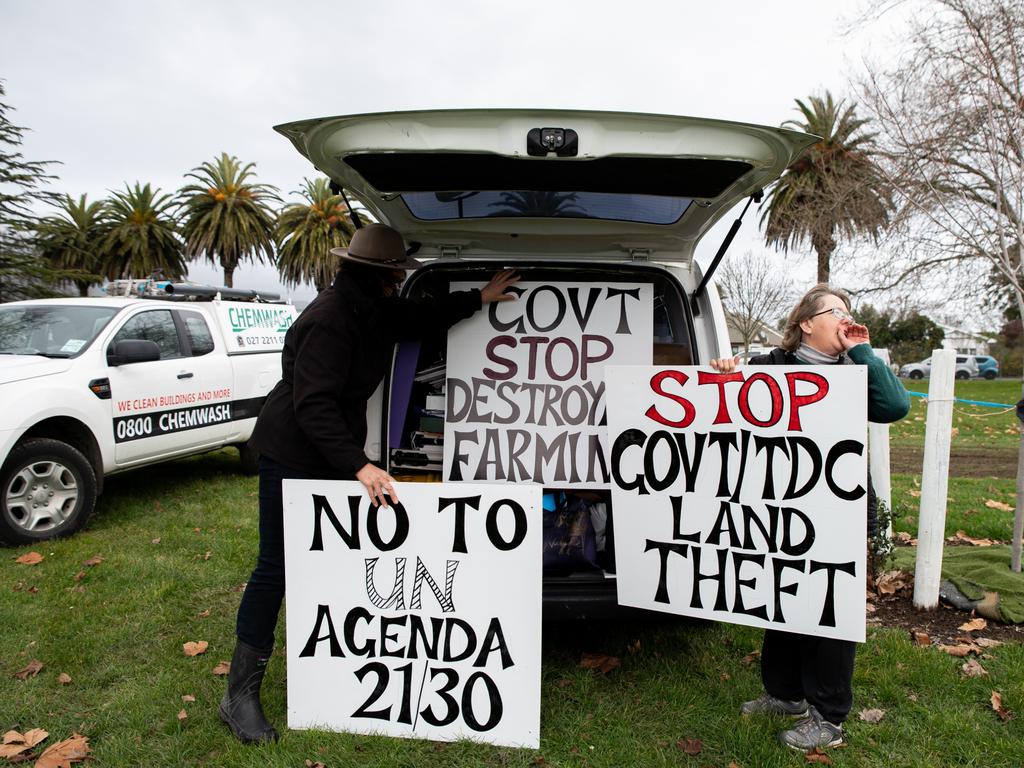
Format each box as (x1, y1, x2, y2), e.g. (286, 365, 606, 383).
(283, 481, 542, 748)
(444, 281, 653, 487)
(606, 365, 867, 642)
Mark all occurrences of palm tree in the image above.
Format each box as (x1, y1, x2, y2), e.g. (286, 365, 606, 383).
(275, 178, 356, 291)
(101, 183, 185, 280)
(761, 92, 892, 283)
(35, 194, 108, 296)
(178, 153, 278, 287)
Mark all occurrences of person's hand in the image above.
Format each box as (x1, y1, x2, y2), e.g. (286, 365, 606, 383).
(481, 270, 520, 304)
(839, 322, 870, 351)
(709, 356, 741, 373)
(356, 463, 397, 508)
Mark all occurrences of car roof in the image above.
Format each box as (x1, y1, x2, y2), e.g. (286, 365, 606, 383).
(275, 108, 817, 263)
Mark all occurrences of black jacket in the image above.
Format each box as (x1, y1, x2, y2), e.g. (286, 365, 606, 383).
(250, 272, 481, 477)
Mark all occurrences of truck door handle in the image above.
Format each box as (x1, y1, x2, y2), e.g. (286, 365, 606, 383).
(177, 372, 194, 380)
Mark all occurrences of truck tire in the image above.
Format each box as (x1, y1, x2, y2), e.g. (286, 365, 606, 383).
(237, 442, 260, 475)
(0, 438, 97, 545)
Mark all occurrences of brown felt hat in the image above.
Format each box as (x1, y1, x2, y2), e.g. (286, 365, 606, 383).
(330, 223, 423, 270)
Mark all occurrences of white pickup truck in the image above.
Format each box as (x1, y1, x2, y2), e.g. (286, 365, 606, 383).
(0, 287, 297, 544)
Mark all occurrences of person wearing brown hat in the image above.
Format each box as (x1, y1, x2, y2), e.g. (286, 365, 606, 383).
(219, 223, 518, 744)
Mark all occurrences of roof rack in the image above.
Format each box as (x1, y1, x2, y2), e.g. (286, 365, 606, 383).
(105, 279, 284, 304)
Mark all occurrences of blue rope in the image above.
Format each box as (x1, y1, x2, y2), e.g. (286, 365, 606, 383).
(906, 390, 1015, 409)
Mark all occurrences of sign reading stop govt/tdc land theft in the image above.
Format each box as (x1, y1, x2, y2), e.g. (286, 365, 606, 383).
(444, 281, 653, 488)
(606, 365, 868, 642)
(282, 481, 542, 748)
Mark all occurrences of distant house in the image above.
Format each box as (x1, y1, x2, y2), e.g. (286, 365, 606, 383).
(727, 313, 784, 356)
(938, 323, 993, 356)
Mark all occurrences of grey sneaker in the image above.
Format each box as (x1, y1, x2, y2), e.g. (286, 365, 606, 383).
(778, 706, 845, 750)
(740, 692, 809, 717)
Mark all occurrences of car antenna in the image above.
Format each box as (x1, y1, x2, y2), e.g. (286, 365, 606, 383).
(691, 189, 763, 314)
(330, 181, 363, 229)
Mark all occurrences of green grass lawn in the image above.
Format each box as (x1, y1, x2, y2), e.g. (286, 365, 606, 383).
(3, 449, 1024, 767)
(889, 378, 1021, 449)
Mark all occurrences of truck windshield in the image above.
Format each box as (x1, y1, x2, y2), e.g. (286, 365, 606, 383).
(0, 305, 120, 358)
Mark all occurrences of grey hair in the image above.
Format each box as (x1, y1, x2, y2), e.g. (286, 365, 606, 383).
(780, 283, 853, 352)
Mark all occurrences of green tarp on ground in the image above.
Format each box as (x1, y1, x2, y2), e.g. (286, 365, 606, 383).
(890, 545, 1024, 624)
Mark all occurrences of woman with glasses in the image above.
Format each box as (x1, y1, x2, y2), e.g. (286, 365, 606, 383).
(711, 283, 909, 751)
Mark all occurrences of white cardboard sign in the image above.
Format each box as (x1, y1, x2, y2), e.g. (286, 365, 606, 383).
(444, 281, 653, 487)
(283, 481, 542, 748)
(605, 365, 867, 642)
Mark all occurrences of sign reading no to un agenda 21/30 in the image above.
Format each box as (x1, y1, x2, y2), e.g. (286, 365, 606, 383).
(605, 365, 867, 643)
(282, 480, 542, 748)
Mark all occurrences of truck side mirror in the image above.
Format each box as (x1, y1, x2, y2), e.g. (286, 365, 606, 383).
(107, 339, 161, 366)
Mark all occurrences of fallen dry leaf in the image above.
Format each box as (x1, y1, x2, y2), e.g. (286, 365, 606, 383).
(58, 673, 72, 685)
(976, 637, 1004, 649)
(182, 641, 209, 657)
(984, 499, 1013, 512)
(579, 652, 620, 675)
(939, 643, 980, 657)
(962, 658, 988, 677)
(555, 678, 572, 688)
(212, 661, 230, 676)
(13, 659, 43, 680)
(959, 618, 987, 632)
(720, 672, 731, 681)
(73, 571, 86, 582)
(151, 537, 161, 545)
(182, 694, 195, 703)
(740, 650, 761, 665)
(34, 732, 90, 768)
(991, 690, 1012, 721)
(304, 761, 327, 768)
(911, 631, 932, 647)
(804, 746, 833, 764)
(0, 728, 48, 758)
(893, 531, 915, 545)
(177, 709, 187, 721)
(197, 609, 211, 619)
(876, 570, 913, 595)
(858, 708, 885, 723)
(14, 552, 43, 565)
(81, 556, 103, 567)
(676, 738, 702, 756)
(947, 530, 996, 546)
(908, 489, 921, 498)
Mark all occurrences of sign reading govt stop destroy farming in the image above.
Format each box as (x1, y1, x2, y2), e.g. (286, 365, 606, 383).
(444, 281, 653, 487)
(606, 365, 868, 642)
(282, 481, 541, 748)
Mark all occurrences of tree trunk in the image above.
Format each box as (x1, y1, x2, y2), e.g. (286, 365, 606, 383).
(223, 264, 234, 288)
(811, 230, 836, 284)
(77, 282, 90, 297)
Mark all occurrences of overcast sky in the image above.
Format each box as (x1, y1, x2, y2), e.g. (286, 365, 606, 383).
(3, 0, 887, 307)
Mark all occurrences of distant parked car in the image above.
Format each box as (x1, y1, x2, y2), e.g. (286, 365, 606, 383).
(972, 355, 1000, 379)
(899, 355, 979, 380)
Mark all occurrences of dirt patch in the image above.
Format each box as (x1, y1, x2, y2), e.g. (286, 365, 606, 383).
(870, 582, 1024, 646)
(891, 445, 1018, 477)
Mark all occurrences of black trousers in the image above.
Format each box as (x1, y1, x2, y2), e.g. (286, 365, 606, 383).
(760, 628, 856, 725)
(234, 456, 319, 652)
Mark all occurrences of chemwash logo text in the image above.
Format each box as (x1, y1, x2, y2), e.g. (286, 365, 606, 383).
(227, 306, 294, 333)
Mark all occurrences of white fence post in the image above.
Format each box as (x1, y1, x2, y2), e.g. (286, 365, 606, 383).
(913, 349, 955, 609)
(869, 348, 893, 536)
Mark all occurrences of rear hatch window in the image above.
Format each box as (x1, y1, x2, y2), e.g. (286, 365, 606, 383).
(401, 191, 692, 224)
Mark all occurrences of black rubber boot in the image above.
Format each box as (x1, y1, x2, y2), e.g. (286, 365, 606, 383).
(219, 639, 279, 744)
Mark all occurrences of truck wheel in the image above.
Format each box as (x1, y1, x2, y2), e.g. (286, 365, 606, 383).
(909, 370, 924, 379)
(237, 442, 260, 475)
(0, 439, 97, 545)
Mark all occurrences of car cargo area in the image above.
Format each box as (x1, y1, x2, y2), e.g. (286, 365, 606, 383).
(384, 261, 697, 617)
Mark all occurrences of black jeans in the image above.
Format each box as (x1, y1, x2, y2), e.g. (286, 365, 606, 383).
(761, 628, 857, 725)
(234, 456, 319, 651)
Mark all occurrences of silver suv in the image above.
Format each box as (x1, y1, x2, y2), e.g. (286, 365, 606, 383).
(899, 355, 979, 380)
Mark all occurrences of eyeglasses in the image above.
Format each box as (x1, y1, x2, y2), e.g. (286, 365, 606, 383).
(811, 307, 854, 322)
